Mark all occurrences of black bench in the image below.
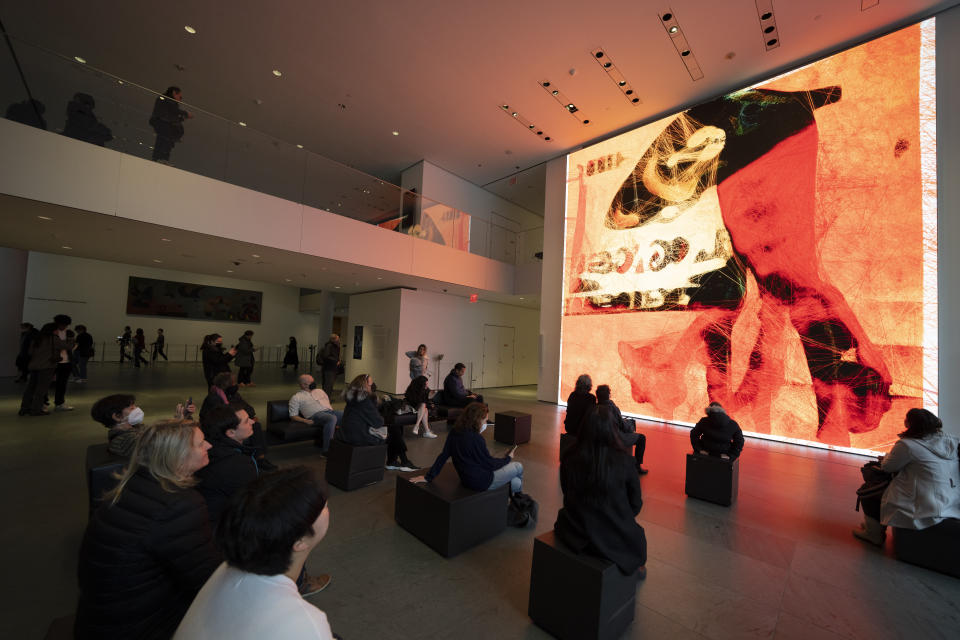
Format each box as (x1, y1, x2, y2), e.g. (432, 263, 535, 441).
(264, 400, 325, 447)
(528, 530, 637, 640)
(494, 411, 531, 445)
(892, 518, 960, 578)
(685, 453, 739, 506)
(86, 443, 125, 517)
(394, 464, 508, 557)
(324, 438, 388, 491)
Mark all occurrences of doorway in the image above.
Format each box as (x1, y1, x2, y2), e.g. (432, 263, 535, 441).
(481, 324, 516, 388)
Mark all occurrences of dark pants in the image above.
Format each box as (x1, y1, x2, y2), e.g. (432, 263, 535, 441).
(152, 345, 167, 360)
(238, 366, 253, 385)
(321, 368, 337, 397)
(447, 393, 484, 408)
(73, 356, 89, 380)
(119, 344, 131, 362)
(54, 362, 72, 405)
(152, 134, 176, 161)
(386, 422, 408, 463)
(859, 492, 882, 521)
(620, 431, 646, 468)
(21, 368, 55, 413)
(133, 347, 148, 367)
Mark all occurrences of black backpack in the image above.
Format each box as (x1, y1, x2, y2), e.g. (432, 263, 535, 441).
(507, 492, 539, 528)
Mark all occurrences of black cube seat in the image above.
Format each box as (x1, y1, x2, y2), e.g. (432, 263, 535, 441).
(685, 453, 739, 506)
(394, 465, 508, 557)
(86, 443, 126, 517)
(494, 411, 531, 445)
(528, 531, 637, 640)
(324, 438, 387, 491)
(265, 400, 324, 445)
(892, 518, 960, 578)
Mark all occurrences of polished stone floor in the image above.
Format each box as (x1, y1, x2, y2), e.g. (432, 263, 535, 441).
(1, 363, 958, 639)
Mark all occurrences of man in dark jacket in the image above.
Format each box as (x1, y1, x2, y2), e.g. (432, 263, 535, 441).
(442, 363, 483, 407)
(690, 402, 745, 459)
(318, 333, 341, 397)
(15, 322, 35, 382)
(196, 405, 259, 526)
(564, 373, 596, 436)
(73, 324, 94, 382)
(150, 86, 192, 162)
(597, 385, 648, 474)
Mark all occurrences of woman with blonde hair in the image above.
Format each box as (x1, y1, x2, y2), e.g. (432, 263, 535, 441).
(75, 419, 220, 640)
(421, 402, 523, 494)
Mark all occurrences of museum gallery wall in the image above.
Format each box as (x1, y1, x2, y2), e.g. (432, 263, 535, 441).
(559, 19, 937, 453)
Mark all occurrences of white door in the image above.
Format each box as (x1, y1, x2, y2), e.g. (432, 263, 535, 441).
(481, 324, 516, 388)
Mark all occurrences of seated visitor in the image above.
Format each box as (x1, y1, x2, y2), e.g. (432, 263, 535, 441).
(564, 373, 596, 436)
(75, 419, 220, 639)
(340, 374, 418, 471)
(419, 402, 523, 494)
(405, 375, 437, 438)
(91, 393, 194, 457)
(690, 402, 744, 460)
(556, 406, 647, 579)
(200, 373, 273, 470)
(174, 467, 334, 640)
(442, 362, 484, 407)
(288, 374, 343, 454)
(596, 385, 648, 475)
(853, 408, 960, 545)
(196, 405, 260, 525)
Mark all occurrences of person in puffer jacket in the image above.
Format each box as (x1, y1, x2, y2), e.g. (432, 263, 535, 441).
(854, 408, 960, 545)
(690, 402, 745, 460)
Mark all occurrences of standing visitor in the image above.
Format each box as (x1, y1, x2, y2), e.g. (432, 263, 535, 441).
(201, 334, 236, 388)
(73, 324, 94, 382)
(133, 328, 149, 368)
(282, 337, 299, 370)
(52, 314, 75, 410)
(405, 344, 431, 381)
(118, 326, 132, 363)
(152, 328, 168, 361)
(19, 323, 67, 416)
(235, 330, 256, 387)
(15, 322, 35, 383)
(149, 86, 192, 164)
(318, 334, 341, 397)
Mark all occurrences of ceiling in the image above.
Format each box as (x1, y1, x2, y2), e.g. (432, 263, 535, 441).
(3, 0, 956, 213)
(0, 194, 541, 310)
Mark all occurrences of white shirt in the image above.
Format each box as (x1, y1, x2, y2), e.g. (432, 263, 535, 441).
(174, 563, 333, 640)
(289, 388, 333, 418)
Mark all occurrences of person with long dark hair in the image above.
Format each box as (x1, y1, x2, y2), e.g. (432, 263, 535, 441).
(282, 336, 299, 370)
(404, 375, 437, 438)
(564, 373, 596, 436)
(201, 334, 236, 388)
(420, 402, 523, 494)
(853, 408, 960, 545)
(556, 405, 647, 579)
(75, 419, 220, 639)
(19, 322, 69, 416)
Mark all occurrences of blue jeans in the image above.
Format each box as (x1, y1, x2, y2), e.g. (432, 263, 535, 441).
(488, 461, 523, 494)
(310, 409, 343, 452)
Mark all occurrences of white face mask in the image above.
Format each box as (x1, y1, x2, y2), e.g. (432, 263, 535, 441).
(479, 423, 487, 434)
(127, 407, 145, 425)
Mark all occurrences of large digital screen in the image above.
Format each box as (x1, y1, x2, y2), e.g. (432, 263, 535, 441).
(560, 20, 937, 454)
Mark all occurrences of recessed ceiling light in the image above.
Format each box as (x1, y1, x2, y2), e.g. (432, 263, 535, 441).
(251, 254, 260, 258)
(184, 25, 197, 34)
(662, 13, 673, 21)
(272, 69, 282, 77)
(296, 144, 303, 149)
(153, 259, 163, 263)
(668, 26, 679, 34)
(74, 56, 86, 64)
(392, 130, 399, 136)
(238, 121, 247, 127)
(334, 285, 341, 289)
(501, 104, 509, 109)
(37, 215, 53, 221)
(161, 237, 171, 242)
(62, 245, 72, 249)
(226, 269, 234, 273)
(377, 276, 382, 280)
(519, 297, 525, 300)
(284, 278, 291, 282)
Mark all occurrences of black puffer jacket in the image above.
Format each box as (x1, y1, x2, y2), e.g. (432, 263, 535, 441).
(690, 411, 745, 459)
(196, 433, 259, 526)
(75, 468, 220, 640)
(337, 387, 384, 445)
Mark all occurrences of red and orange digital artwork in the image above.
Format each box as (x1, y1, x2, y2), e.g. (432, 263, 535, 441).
(560, 20, 937, 454)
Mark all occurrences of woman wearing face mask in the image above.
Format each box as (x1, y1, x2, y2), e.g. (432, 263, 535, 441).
(417, 402, 523, 495)
(201, 333, 237, 388)
(91, 394, 195, 457)
(75, 419, 220, 640)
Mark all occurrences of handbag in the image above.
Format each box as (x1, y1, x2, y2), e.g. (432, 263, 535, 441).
(507, 492, 539, 528)
(855, 460, 892, 512)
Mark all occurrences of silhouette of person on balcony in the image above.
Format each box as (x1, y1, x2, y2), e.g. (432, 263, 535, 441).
(63, 92, 112, 146)
(5, 99, 47, 130)
(149, 86, 192, 163)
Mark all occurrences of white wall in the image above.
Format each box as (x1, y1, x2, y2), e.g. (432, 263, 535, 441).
(537, 156, 567, 402)
(21, 251, 320, 358)
(0, 248, 28, 377)
(343, 289, 403, 395)
(396, 289, 539, 395)
(938, 5, 960, 437)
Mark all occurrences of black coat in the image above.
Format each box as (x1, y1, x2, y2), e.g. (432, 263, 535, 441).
(75, 468, 220, 640)
(338, 389, 384, 446)
(320, 340, 340, 371)
(690, 412, 745, 459)
(564, 390, 597, 435)
(201, 346, 233, 384)
(75, 331, 95, 357)
(196, 433, 259, 526)
(555, 449, 647, 575)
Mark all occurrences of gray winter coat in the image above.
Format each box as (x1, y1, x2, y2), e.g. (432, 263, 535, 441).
(880, 431, 960, 529)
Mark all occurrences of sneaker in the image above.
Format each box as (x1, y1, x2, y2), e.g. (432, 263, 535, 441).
(298, 572, 331, 597)
(54, 404, 74, 412)
(397, 459, 420, 472)
(422, 429, 438, 439)
(385, 459, 402, 471)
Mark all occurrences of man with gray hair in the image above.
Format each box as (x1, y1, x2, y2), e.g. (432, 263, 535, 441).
(288, 374, 343, 454)
(564, 374, 596, 436)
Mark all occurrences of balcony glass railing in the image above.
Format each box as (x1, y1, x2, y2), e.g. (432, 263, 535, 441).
(0, 34, 543, 265)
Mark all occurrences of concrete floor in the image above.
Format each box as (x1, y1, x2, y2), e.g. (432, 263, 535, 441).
(1, 362, 958, 639)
